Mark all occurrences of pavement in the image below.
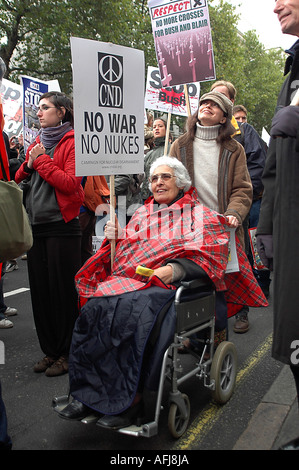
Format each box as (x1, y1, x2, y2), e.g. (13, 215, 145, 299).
(233, 364, 299, 450)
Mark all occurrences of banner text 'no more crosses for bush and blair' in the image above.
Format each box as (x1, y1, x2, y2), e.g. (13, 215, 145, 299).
(148, 0, 216, 88)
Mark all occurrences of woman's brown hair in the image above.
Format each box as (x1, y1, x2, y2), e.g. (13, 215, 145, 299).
(186, 109, 235, 144)
(39, 91, 74, 127)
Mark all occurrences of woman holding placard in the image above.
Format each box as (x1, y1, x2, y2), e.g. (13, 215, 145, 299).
(169, 91, 252, 249)
(15, 92, 84, 377)
(170, 91, 253, 337)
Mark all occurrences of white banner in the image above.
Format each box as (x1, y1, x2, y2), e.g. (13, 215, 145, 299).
(226, 228, 239, 273)
(145, 66, 200, 116)
(0, 78, 22, 138)
(148, 0, 216, 87)
(71, 37, 145, 176)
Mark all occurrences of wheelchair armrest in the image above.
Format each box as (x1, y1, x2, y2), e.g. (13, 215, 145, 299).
(175, 275, 215, 305)
(175, 276, 216, 332)
(180, 277, 213, 290)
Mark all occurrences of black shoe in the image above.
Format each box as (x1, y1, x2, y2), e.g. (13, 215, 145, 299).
(279, 437, 299, 450)
(97, 403, 141, 430)
(58, 399, 90, 421)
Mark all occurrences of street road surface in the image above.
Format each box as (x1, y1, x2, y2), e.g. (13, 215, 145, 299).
(0, 257, 283, 451)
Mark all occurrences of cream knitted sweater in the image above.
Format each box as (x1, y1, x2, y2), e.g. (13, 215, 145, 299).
(193, 123, 221, 212)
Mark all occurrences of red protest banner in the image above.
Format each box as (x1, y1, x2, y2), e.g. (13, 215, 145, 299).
(148, 0, 216, 87)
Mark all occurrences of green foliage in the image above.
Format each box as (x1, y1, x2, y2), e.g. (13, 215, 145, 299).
(0, 0, 287, 132)
(204, 0, 286, 132)
(237, 31, 285, 132)
(0, 0, 157, 92)
(208, 0, 246, 87)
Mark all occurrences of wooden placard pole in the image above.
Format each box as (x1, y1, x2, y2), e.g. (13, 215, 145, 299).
(164, 112, 172, 155)
(109, 174, 116, 269)
(184, 84, 191, 117)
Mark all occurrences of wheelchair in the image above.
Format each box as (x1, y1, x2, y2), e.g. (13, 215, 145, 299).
(52, 277, 237, 439)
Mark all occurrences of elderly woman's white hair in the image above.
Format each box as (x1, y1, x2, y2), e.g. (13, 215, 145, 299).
(149, 156, 192, 192)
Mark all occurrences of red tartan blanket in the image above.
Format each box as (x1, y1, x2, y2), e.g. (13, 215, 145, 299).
(75, 188, 267, 315)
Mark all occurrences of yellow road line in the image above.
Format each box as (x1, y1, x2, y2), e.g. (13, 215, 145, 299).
(172, 333, 273, 450)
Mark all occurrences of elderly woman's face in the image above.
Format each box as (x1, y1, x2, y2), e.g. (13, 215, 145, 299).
(150, 165, 182, 204)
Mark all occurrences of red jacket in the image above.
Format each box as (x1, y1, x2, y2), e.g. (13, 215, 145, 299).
(15, 130, 84, 223)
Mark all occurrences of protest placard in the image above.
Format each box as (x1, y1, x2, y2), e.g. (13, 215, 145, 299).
(21, 76, 60, 151)
(148, 0, 216, 87)
(70, 37, 144, 177)
(145, 66, 200, 116)
(71, 37, 144, 264)
(0, 78, 22, 138)
(226, 228, 239, 273)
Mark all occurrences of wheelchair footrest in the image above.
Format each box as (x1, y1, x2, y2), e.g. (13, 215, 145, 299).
(117, 422, 158, 438)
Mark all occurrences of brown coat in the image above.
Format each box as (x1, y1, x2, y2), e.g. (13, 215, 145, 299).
(169, 132, 252, 248)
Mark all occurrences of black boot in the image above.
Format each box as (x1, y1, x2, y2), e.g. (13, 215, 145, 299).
(97, 403, 142, 430)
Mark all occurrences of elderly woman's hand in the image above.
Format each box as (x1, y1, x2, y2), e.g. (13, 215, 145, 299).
(150, 265, 173, 284)
(104, 220, 123, 241)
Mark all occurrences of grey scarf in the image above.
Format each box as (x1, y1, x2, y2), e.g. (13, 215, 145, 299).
(39, 122, 72, 148)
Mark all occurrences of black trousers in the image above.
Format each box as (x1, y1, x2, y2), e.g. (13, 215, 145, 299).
(79, 211, 96, 265)
(27, 236, 81, 359)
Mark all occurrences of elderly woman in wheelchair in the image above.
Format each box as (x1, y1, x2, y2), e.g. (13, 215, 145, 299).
(55, 156, 267, 435)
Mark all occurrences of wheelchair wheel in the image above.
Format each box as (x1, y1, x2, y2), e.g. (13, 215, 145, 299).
(210, 341, 237, 404)
(168, 393, 190, 438)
